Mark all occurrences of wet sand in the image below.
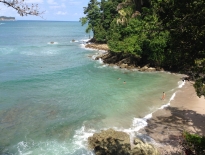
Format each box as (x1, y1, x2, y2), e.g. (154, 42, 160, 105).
(140, 81, 205, 154)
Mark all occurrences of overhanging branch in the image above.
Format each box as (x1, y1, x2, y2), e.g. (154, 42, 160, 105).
(0, 0, 44, 16)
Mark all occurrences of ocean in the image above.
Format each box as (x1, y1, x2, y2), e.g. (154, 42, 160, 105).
(0, 21, 184, 155)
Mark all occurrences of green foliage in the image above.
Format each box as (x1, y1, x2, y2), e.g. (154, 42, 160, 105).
(81, 0, 205, 97)
(108, 18, 144, 56)
(80, 0, 122, 43)
(194, 79, 205, 98)
(181, 131, 205, 155)
(193, 59, 205, 97)
(155, 0, 205, 69)
(155, 0, 205, 96)
(79, 17, 87, 26)
(107, 4, 169, 66)
(80, 0, 101, 37)
(93, 25, 107, 42)
(85, 23, 92, 34)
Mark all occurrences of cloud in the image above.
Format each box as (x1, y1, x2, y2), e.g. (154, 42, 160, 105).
(67, 0, 81, 5)
(49, 3, 66, 9)
(73, 13, 80, 15)
(25, 0, 44, 3)
(47, 0, 57, 5)
(55, 11, 67, 15)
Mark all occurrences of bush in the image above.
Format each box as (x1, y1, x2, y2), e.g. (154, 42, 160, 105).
(180, 131, 205, 155)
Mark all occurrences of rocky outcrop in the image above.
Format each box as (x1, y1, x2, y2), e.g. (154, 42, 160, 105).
(86, 43, 164, 71)
(88, 129, 131, 155)
(95, 52, 163, 71)
(138, 66, 159, 72)
(132, 138, 159, 155)
(95, 52, 140, 68)
(88, 129, 159, 155)
(85, 44, 109, 51)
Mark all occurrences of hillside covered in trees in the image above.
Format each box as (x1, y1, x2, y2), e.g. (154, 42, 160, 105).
(80, 0, 205, 97)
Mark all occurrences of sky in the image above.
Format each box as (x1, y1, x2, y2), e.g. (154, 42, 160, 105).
(0, 0, 89, 21)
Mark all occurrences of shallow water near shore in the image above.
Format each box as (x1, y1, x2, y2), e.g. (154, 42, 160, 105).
(0, 21, 184, 154)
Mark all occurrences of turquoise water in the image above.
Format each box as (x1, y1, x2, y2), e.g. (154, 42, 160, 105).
(0, 21, 183, 154)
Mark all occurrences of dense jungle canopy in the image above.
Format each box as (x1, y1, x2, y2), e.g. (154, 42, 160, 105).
(80, 0, 205, 97)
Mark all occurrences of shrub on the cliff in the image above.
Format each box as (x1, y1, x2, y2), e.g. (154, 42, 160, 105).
(180, 131, 205, 155)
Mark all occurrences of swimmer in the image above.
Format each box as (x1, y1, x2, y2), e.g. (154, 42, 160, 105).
(161, 92, 165, 100)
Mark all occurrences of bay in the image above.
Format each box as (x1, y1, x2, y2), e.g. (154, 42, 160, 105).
(0, 21, 183, 154)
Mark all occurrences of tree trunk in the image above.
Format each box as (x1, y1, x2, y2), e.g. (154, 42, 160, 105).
(133, 0, 142, 12)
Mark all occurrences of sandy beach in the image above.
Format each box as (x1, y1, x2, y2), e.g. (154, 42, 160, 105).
(140, 81, 205, 154)
(85, 44, 205, 154)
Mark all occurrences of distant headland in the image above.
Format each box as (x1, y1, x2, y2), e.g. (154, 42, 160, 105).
(0, 16, 15, 21)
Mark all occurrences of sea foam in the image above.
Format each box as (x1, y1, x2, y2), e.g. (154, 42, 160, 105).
(73, 125, 96, 149)
(178, 80, 185, 88)
(16, 140, 74, 155)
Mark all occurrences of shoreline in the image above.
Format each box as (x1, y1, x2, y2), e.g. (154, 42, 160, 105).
(85, 43, 164, 72)
(85, 43, 109, 51)
(141, 81, 205, 154)
(85, 43, 205, 154)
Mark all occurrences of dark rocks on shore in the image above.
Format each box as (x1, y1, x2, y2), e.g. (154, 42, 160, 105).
(85, 43, 164, 71)
(95, 51, 163, 72)
(85, 43, 109, 51)
(88, 129, 159, 155)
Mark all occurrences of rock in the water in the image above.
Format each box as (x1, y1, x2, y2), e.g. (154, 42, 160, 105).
(87, 129, 159, 155)
(88, 129, 131, 155)
(139, 65, 149, 71)
(148, 67, 156, 72)
(132, 138, 159, 155)
(119, 63, 128, 68)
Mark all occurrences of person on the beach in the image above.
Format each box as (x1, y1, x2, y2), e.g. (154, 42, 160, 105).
(161, 92, 165, 100)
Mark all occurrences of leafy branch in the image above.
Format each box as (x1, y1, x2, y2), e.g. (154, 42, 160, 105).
(0, 0, 44, 16)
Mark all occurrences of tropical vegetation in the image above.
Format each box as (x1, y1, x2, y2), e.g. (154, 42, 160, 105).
(180, 131, 205, 155)
(80, 0, 205, 97)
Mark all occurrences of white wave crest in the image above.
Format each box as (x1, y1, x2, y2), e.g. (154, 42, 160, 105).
(97, 64, 108, 68)
(92, 54, 97, 60)
(47, 42, 58, 45)
(16, 140, 75, 155)
(98, 58, 103, 64)
(20, 50, 58, 56)
(80, 39, 90, 43)
(158, 92, 176, 109)
(178, 80, 185, 88)
(73, 125, 96, 149)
